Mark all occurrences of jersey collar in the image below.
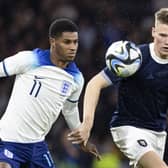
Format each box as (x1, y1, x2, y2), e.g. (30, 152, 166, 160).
(149, 43, 168, 64)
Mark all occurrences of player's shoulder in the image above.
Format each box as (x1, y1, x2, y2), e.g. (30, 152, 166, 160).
(16, 48, 47, 57)
(65, 62, 83, 76)
(64, 62, 84, 85)
(16, 50, 35, 58)
(32, 48, 52, 66)
(13, 48, 51, 70)
(138, 43, 151, 64)
(138, 43, 150, 55)
(33, 48, 49, 57)
(16, 48, 41, 61)
(12, 49, 37, 66)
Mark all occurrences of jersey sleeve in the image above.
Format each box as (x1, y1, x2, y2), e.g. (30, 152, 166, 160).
(0, 51, 38, 77)
(68, 72, 84, 102)
(102, 67, 122, 85)
(62, 101, 81, 130)
(61, 72, 84, 130)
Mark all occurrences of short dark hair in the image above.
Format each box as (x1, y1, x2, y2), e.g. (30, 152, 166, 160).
(49, 18, 78, 38)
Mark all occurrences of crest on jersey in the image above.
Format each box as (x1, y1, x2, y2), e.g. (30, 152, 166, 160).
(61, 81, 71, 96)
(137, 139, 148, 147)
(4, 149, 14, 159)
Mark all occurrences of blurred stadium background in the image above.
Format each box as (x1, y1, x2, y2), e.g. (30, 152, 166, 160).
(0, 0, 167, 167)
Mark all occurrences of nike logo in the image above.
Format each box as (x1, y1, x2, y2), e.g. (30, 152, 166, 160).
(34, 75, 45, 79)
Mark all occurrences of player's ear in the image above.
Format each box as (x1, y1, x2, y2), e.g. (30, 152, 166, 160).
(49, 37, 56, 45)
(152, 27, 156, 38)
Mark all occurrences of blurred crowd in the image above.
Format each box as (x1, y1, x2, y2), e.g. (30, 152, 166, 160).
(0, 0, 167, 167)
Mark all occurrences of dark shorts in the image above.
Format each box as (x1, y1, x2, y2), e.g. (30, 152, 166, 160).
(0, 140, 56, 168)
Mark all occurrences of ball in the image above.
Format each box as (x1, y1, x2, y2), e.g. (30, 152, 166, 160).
(105, 40, 142, 77)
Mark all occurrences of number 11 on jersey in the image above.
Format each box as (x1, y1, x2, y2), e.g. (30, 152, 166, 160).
(29, 79, 42, 97)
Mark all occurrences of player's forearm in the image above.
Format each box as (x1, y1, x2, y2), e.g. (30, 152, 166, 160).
(83, 79, 101, 130)
(82, 72, 110, 131)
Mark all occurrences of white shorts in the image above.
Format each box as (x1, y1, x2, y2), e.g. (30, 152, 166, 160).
(110, 126, 167, 168)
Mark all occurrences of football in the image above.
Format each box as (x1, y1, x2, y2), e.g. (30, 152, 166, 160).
(105, 41, 142, 77)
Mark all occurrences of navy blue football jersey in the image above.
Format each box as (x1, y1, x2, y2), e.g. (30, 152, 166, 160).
(103, 43, 168, 131)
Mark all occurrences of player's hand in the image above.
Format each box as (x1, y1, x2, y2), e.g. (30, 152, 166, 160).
(67, 123, 91, 144)
(79, 141, 101, 161)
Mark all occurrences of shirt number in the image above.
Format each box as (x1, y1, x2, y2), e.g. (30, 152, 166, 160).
(29, 79, 42, 97)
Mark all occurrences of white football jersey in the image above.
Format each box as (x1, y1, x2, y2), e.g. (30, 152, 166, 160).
(0, 48, 84, 143)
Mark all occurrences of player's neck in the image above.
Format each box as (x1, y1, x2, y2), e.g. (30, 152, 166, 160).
(51, 56, 69, 68)
(154, 47, 168, 59)
(159, 55, 168, 59)
(156, 53, 168, 60)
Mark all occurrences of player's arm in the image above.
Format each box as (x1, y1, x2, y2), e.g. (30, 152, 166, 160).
(62, 100, 101, 160)
(0, 51, 36, 77)
(82, 72, 110, 134)
(61, 75, 101, 160)
(68, 71, 111, 144)
(62, 100, 81, 130)
(61, 72, 84, 130)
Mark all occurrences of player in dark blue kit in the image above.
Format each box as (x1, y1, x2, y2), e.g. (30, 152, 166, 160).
(68, 8, 168, 168)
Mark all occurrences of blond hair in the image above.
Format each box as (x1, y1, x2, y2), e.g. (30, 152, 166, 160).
(155, 8, 168, 25)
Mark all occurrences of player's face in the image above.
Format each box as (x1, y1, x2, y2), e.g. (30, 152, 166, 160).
(152, 22, 168, 58)
(50, 32, 78, 62)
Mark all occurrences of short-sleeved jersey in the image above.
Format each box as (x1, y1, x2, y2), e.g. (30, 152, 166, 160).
(0, 48, 84, 142)
(102, 43, 168, 132)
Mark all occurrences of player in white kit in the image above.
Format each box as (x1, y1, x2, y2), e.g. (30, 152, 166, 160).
(0, 18, 100, 168)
